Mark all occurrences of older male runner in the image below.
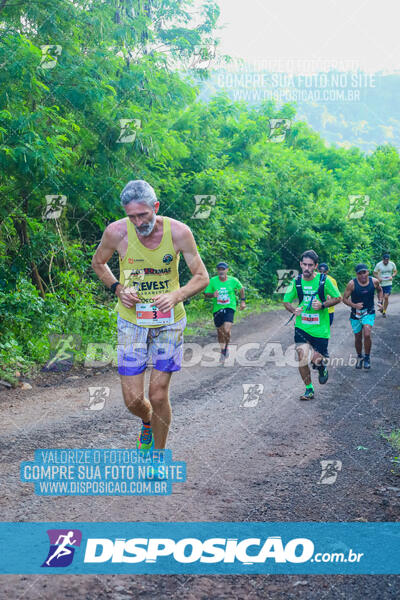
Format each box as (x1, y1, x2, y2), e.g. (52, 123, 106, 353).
(343, 263, 383, 370)
(92, 180, 209, 450)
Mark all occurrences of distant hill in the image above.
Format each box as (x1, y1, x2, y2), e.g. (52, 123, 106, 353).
(199, 69, 400, 153)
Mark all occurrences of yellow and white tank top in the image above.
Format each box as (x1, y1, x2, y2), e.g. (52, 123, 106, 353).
(118, 216, 185, 327)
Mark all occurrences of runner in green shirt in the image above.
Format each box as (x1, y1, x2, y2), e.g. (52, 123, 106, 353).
(204, 262, 246, 362)
(283, 250, 341, 401)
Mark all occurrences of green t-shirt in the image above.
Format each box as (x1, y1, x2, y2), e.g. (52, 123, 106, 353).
(205, 275, 243, 313)
(283, 273, 340, 338)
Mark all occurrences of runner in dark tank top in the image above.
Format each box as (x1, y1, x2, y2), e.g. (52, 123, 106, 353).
(343, 264, 383, 370)
(350, 276, 375, 319)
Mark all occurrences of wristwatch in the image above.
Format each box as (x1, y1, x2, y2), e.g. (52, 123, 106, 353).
(321, 302, 326, 309)
(110, 281, 120, 294)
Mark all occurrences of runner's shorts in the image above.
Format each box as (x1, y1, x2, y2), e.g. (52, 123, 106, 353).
(294, 327, 329, 357)
(381, 285, 392, 295)
(213, 307, 235, 328)
(117, 314, 187, 376)
(350, 313, 375, 334)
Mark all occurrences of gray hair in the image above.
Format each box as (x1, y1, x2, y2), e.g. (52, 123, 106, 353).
(120, 180, 157, 208)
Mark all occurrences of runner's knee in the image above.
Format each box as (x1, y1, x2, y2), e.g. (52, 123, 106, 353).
(124, 393, 148, 414)
(149, 379, 169, 402)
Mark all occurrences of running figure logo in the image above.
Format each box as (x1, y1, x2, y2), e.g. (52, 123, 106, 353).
(347, 195, 370, 219)
(241, 384, 264, 408)
(86, 386, 110, 411)
(318, 460, 342, 484)
(191, 195, 216, 219)
(275, 269, 299, 294)
(43, 334, 81, 372)
(41, 529, 82, 567)
(43, 194, 67, 219)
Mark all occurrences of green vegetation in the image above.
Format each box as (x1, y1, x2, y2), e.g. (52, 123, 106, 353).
(383, 429, 400, 473)
(1, 1, 400, 383)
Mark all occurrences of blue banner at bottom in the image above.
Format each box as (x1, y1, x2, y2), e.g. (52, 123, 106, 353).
(0, 522, 399, 574)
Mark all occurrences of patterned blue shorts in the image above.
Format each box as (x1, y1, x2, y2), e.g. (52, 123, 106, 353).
(117, 314, 187, 376)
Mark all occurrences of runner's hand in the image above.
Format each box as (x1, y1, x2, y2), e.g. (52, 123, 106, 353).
(239, 300, 246, 311)
(151, 291, 180, 312)
(354, 302, 364, 310)
(117, 286, 141, 308)
(312, 299, 323, 310)
(294, 306, 303, 316)
(213, 291, 219, 297)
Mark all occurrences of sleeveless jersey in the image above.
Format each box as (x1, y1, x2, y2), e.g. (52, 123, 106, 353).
(118, 216, 186, 327)
(350, 276, 375, 319)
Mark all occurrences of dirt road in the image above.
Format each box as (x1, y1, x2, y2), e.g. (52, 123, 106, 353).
(1, 297, 399, 598)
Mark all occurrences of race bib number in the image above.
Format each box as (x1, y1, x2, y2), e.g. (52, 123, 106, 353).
(301, 313, 320, 325)
(217, 289, 230, 304)
(355, 308, 368, 320)
(136, 303, 174, 326)
(381, 274, 391, 280)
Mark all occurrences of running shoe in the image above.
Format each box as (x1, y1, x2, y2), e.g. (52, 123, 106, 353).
(318, 364, 329, 384)
(355, 356, 364, 369)
(363, 356, 371, 369)
(382, 312, 386, 318)
(136, 424, 154, 452)
(300, 388, 314, 401)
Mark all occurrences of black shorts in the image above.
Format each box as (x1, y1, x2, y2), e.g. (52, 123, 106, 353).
(294, 327, 329, 357)
(213, 308, 235, 328)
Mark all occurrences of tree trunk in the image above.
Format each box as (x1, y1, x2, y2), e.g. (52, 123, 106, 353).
(13, 208, 46, 299)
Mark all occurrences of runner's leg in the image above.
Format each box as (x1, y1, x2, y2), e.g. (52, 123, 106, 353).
(312, 350, 323, 366)
(363, 324, 372, 355)
(149, 369, 173, 449)
(296, 343, 312, 386)
(217, 326, 226, 350)
(383, 292, 389, 313)
(120, 373, 152, 422)
(355, 331, 363, 356)
(221, 321, 233, 350)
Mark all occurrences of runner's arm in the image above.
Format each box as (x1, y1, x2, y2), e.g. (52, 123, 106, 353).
(314, 296, 341, 309)
(91, 225, 121, 289)
(342, 280, 361, 309)
(372, 269, 381, 282)
(238, 286, 246, 309)
(372, 277, 384, 303)
(152, 224, 209, 310)
(204, 280, 216, 298)
(177, 227, 209, 301)
(313, 278, 341, 309)
(283, 280, 302, 315)
(91, 224, 138, 308)
(283, 301, 303, 316)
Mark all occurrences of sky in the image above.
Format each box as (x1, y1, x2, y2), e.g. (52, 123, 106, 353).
(213, 0, 400, 73)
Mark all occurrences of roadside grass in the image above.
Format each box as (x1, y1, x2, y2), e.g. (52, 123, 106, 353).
(0, 292, 284, 386)
(382, 429, 400, 474)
